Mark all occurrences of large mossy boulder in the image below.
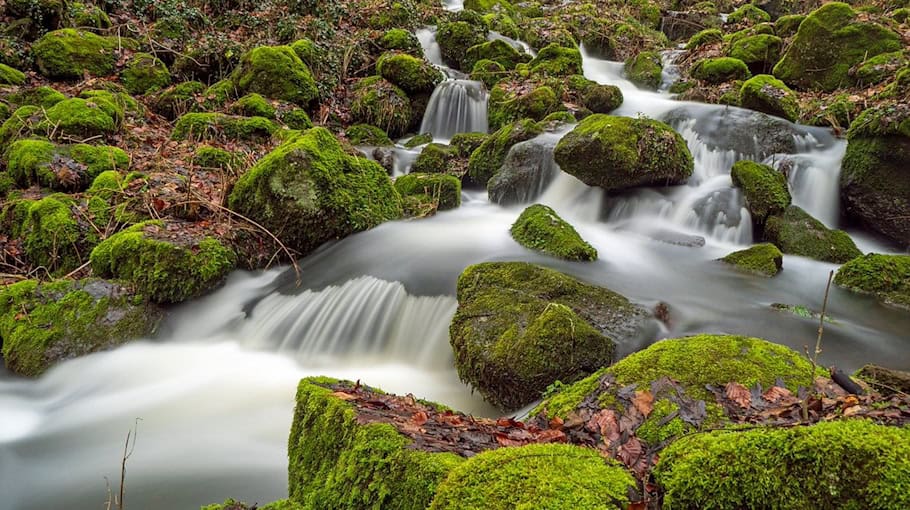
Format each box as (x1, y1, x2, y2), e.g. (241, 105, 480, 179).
(288, 377, 463, 509)
(0, 278, 162, 377)
(488, 82, 561, 131)
(772, 2, 902, 91)
(4, 139, 128, 190)
(411, 143, 457, 174)
(840, 103, 910, 247)
(467, 118, 542, 187)
(32, 29, 131, 80)
(450, 262, 652, 410)
(121, 53, 171, 95)
(376, 52, 444, 95)
(728, 34, 782, 74)
(721, 243, 783, 277)
(764, 205, 862, 264)
(429, 443, 635, 510)
(510, 204, 597, 261)
(228, 127, 402, 256)
(739, 74, 799, 122)
(436, 20, 487, 70)
(581, 83, 623, 114)
(39, 97, 119, 138)
(231, 45, 317, 106)
(690, 57, 751, 84)
(351, 76, 412, 138)
(90, 222, 236, 304)
(654, 420, 910, 509)
(464, 39, 529, 72)
(171, 113, 277, 141)
(624, 51, 662, 90)
(527, 44, 582, 77)
(395, 173, 461, 216)
(730, 160, 790, 225)
(554, 114, 693, 193)
(835, 254, 910, 309)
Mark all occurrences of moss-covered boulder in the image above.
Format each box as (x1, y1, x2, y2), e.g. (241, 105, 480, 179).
(150, 81, 206, 120)
(686, 28, 724, 49)
(351, 76, 412, 138)
(345, 124, 393, 147)
(228, 127, 402, 256)
(450, 262, 651, 409)
(411, 143, 457, 174)
(772, 3, 902, 91)
(654, 420, 910, 509)
(6, 86, 65, 109)
(728, 34, 783, 74)
(0, 106, 40, 148)
(231, 45, 317, 106)
(739, 74, 799, 122)
(288, 377, 463, 509)
(171, 113, 277, 141)
(510, 204, 596, 261)
(721, 243, 783, 277)
(0, 278, 162, 377)
(467, 118, 542, 187)
(488, 82, 561, 131)
(32, 29, 130, 79)
(840, 103, 910, 247)
(730, 160, 790, 224)
(554, 114, 693, 193)
(852, 51, 908, 86)
(581, 84, 623, 114)
(193, 146, 242, 172)
(90, 222, 236, 304)
(230, 93, 276, 119)
(470, 59, 507, 89)
(835, 254, 910, 309)
(624, 51, 662, 89)
(464, 39, 529, 72)
(4, 139, 128, 190)
(395, 173, 461, 215)
(378, 29, 422, 56)
(487, 135, 557, 205)
(38, 97, 118, 138)
(764, 205, 862, 263)
(429, 443, 634, 509)
(527, 44, 582, 77)
(727, 4, 771, 25)
(436, 20, 487, 70)
(376, 52, 444, 95)
(0, 63, 26, 86)
(691, 57, 751, 84)
(121, 53, 171, 95)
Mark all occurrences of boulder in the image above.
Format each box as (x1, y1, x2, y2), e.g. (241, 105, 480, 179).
(730, 160, 790, 225)
(351, 76, 412, 138)
(835, 254, 910, 309)
(32, 29, 133, 79)
(510, 204, 597, 261)
(721, 243, 783, 277)
(4, 139, 128, 191)
(231, 45, 317, 106)
(121, 53, 171, 95)
(171, 113, 277, 141)
(411, 143, 457, 174)
(436, 20, 487, 70)
(690, 57, 751, 84)
(463, 39, 529, 71)
(344, 124, 393, 147)
(728, 34, 783, 75)
(739, 74, 799, 122)
(855, 364, 910, 396)
(763, 205, 862, 263)
(581, 84, 623, 114)
(487, 135, 559, 205)
(376, 52, 445, 95)
(467, 118, 542, 187)
(527, 43, 582, 76)
(0, 63, 26, 86)
(470, 59, 506, 89)
(230, 93, 276, 119)
(488, 81, 562, 131)
(727, 4, 771, 25)
(624, 51, 662, 89)
(686, 28, 723, 50)
(395, 173, 461, 215)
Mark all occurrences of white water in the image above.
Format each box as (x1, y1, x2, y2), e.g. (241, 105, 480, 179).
(420, 80, 489, 141)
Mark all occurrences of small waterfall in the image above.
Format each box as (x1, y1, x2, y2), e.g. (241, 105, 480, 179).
(676, 118, 743, 184)
(420, 80, 489, 141)
(488, 131, 563, 205)
(416, 27, 444, 68)
(538, 172, 605, 223)
(488, 31, 535, 56)
(659, 49, 685, 93)
(442, 0, 464, 11)
(769, 141, 846, 227)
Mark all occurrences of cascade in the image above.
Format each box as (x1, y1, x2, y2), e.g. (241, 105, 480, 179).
(420, 79, 489, 141)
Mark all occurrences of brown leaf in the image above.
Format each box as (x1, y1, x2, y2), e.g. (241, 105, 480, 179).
(548, 416, 564, 430)
(494, 432, 525, 447)
(618, 436, 645, 468)
(536, 428, 567, 443)
(725, 382, 752, 409)
(330, 391, 356, 401)
(762, 386, 793, 403)
(632, 390, 654, 418)
(411, 411, 428, 426)
(588, 409, 620, 443)
(843, 395, 859, 408)
(843, 405, 862, 417)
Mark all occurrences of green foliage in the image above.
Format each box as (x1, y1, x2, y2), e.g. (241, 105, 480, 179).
(739, 74, 799, 122)
(624, 51, 662, 89)
(394, 173, 461, 213)
(764, 206, 862, 264)
(730, 160, 790, 223)
(0, 63, 26, 85)
(510, 204, 597, 261)
(686, 28, 723, 49)
(655, 420, 910, 510)
(232, 45, 317, 106)
(691, 57, 751, 84)
(376, 52, 444, 95)
(350, 76, 412, 138)
(172, 113, 277, 141)
(721, 243, 783, 277)
(467, 118, 542, 186)
(120, 53, 171, 95)
(835, 254, 910, 308)
(31, 29, 130, 79)
(345, 124, 393, 146)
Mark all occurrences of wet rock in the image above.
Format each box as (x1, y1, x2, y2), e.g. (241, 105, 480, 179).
(487, 135, 559, 205)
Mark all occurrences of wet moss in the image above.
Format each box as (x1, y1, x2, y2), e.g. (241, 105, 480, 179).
(510, 204, 597, 261)
(0, 63, 26, 85)
(464, 39, 529, 72)
(488, 83, 561, 130)
(739, 74, 799, 122)
(835, 254, 910, 309)
(350, 76, 412, 139)
(345, 124, 393, 147)
(395, 172, 461, 214)
(32, 29, 132, 79)
(764, 205, 862, 264)
(466, 118, 542, 186)
(690, 57, 751, 84)
(730, 160, 790, 224)
(624, 51, 662, 90)
(404, 133, 433, 149)
(376, 52, 444, 95)
(121, 53, 171, 95)
(470, 59, 506, 88)
(528, 43, 582, 77)
(411, 143, 456, 173)
(172, 113, 278, 141)
(721, 243, 783, 277)
(232, 45, 317, 106)
(686, 28, 723, 49)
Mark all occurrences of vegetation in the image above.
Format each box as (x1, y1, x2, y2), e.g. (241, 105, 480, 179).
(510, 204, 597, 261)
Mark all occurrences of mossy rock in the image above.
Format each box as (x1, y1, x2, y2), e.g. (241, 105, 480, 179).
(378, 29, 422, 56)
(690, 57, 751, 84)
(90, 222, 236, 304)
(466, 118, 542, 187)
(730, 159, 790, 224)
(727, 4, 771, 25)
(288, 377, 463, 509)
(150, 81, 206, 120)
(774, 14, 806, 37)
(231, 45, 317, 106)
(203, 79, 239, 110)
(230, 93, 276, 119)
(5, 0, 64, 29)
(6, 86, 65, 109)
(32, 29, 132, 80)
(4, 139, 128, 190)
(852, 51, 908, 86)
(227, 127, 402, 256)
(36, 97, 118, 138)
(411, 143, 457, 174)
(351, 76, 412, 139)
(2, 195, 92, 275)
(581, 84, 623, 114)
(763, 205, 862, 264)
(579, 19, 668, 62)
(121, 53, 171, 95)
(450, 262, 651, 409)
(686, 28, 723, 49)
(721, 243, 783, 277)
(171, 113, 277, 141)
(528, 43, 582, 77)
(624, 51, 662, 90)
(78, 89, 139, 125)
(0, 63, 26, 86)
(395, 173, 461, 215)
(429, 443, 634, 509)
(436, 20, 487, 70)
(554, 114, 693, 193)
(510, 204, 597, 261)
(854, 364, 910, 396)
(655, 420, 910, 509)
(772, 3, 902, 91)
(728, 34, 782, 74)
(345, 124, 393, 146)
(376, 52, 444, 95)
(0, 106, 40, 150)
(739, 74, 799, 122)
(470, 59, 507, 89)
(68, 2, 111, 30)
(0, 278, 162, 377)
(464, 39, 529, 72)
(449, 132, 488, 157)
(193, 146, 243, 172)
(835, 254, 910, 309)
(488, 82, 561, 131)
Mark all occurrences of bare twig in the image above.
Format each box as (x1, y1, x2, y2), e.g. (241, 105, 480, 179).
(801, 270, 835, 421)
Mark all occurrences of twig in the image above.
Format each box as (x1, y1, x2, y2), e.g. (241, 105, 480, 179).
(801, 270, 835, 421)
(62, 260, 93, 279)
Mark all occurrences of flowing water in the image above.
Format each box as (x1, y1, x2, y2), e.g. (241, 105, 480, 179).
(2, 19, 909, 510)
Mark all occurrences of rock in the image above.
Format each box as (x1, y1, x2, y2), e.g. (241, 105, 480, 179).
(470, 59, 506, 89)
(230, 93, 276, 119)
(463, 39, 530, 71)
(772, 2, 901, 91)
(231, 45, 317, 106)
(727, 4, 771, 25)
(654, 421, 910, 509)
(372, 147, 395, 173)
(835, 254, 910, 309)
(227, 127, 402, 256)
(193, 146, 243, 171)
(430, 444, 634, 509)
(0, 278, 162, 377)
(510, 204, 597, 261)
(554, 114, 693, 193)
(395, 173, 461, 215)
(648, 229, 706, 247)
(345, 124, 393, 147)
(728, 34, 782, 75)
(32, 29, 134, 80)
(851, 51, 908, 86)
(0, 63, 25, 86)
(488, 81, 562, 131)
(404, 133, 433, 149)
(721, 243, 783, 277)
(150, 81, 206, 120)
(467, 118, 542, 187)
(690, 57, 751, 84)
(90, 221, 236, 304)
(376, 52, 445, 95)
(686, 28, 723, 50)
(763, 205, 861, 264)
(487, 135, 559, 205)
(581, 83, 623, 114)
(450, 262, 652, 410)
(730, 160, 790, 225)
(120, 53, 171, 95)
(39, 97, 119, 138)
(855, 364, 910, 396)
(739, 74, 799, 122)
(840, 103, 910, 247)
(171, 113, 277, 141)
(378, 28, 423, 56)
(436, 20, 487, 70)
(4, 139, 128, 191)
(624, 51, 662, 89)
(5, 85, 65, 109)
(527, 43, 582, 76)
(351, 76, 412, 138)
(411, 143, 457, 174)
(774, 14, 806, 37)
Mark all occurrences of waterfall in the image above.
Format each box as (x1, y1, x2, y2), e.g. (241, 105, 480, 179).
(769, 141, 846, 228)
(416, 27, 444, 68)
(420, 80, 489, 141)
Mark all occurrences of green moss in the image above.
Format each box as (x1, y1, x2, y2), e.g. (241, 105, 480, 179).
(350, 77, 412, 138)
(624, 51, 662, 89)
(78, 89, 137, 126)
(404, 133, 433, 149)
(576, 83, 621, 115)
(835, 254, 910, 308)
(69, 144, 129, 178)
(4, 139, 56, 188)
(345, 124, 393, 146)
(37, 98, 117, 138)
(764, 205, 862, 264)
(151, 81, 206, 120)
(730, 160, 790, 224)
(232, 45, 317, 106)
(227, 127, 402, 256)
(528, 43, 582, 76)
(121, 53, 171, 95)
(636, 399, 689, 445)
(854, 51, 908, 86)
(655, 420, 910, 510)
(727, 4, 771, 25)
(395, 173, 461, 213)
(467, 118, 542, 186)
(90, 222, 236, 304)
(193, 146, 242, 171)
(376, 52, 444, 95)
(449, 132, 487, 156)
(436, 21, 487, 70)
(430, 443, 633, 509)
(464, 39, 529, 72)
(6, 86, 65, 109)
(775, 14, 806, 37)
(721, 243, 783, 277)
(230, 93, 276, 119)
(488, 83, 561, 131)
(69, 2, 111, 30)
(0, 63, 26, 85)
(202, 79, 238, 110)
(0, 106, 40, 148)
(469, 59, 505, 88)
(691, 57, 751, 84)
(0, 278, 161, 377)
(288, 377, 464, 509)
(87, 170, 123, 199)
(6, 196, 88, 274)
(772, 3, 902, 91)
(172, 113, 277, 141)
(553, 114, 693, 192)
(728, 34, 782, 73)
(510, 204, 597, 261)
(411, 143, 456, 173)
(379, 29, 422, 56)
(686, 28, 723, 49)
(739, 74, 799, 122)
(32, 29, 129, 79)
(279, 109, 313, 130)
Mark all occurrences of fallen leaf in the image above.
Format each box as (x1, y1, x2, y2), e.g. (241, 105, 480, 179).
(330, 391, 356, 401)
(632, 390, 654, 417)
(725, 382, 752, 409)
(411, 411, 428, 426)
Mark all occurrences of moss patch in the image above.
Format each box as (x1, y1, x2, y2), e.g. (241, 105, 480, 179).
(350, 76, 412, 138)
(467, 118, 542, 186)
(345, 124, 393, 146)
(510, 204, 597, 261)
(730, 160, 790, 224)
(835, 253, 910, 309)
(376, 52, 444, 95)
(624, 51, 662, 89)
(172, 113, 277, 141)
(721, 243, 783, 277)
(394, 173, 461, 214)
(32, 29, 131, 79)
(528, 43, 582, 77)
(121, 53, 171, 95)
(740, 74, 800, 122)
(232, 45, 317, 106)
(691, 57, 751, 84)
(764, 205, 861, 264)
(0, 63, 26, 85)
